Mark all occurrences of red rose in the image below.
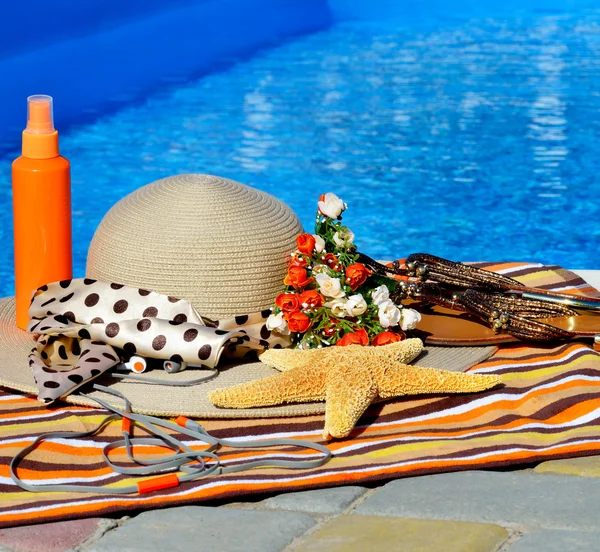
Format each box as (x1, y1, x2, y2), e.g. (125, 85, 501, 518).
(336, 328, 369, 347)
(299, 290, 324, 309)
(323, 324, 337, 338)
(284, 267, 313, 289)
(296, 233, 316, 255)
(345, 263, 371, 291)
(322, 317, 340, 338)
(275, 293, 300, 312)
(372, 331, 403, 347)
(290, 254, 308, 268)
(321, 253, 342, 272)
(287, 311, 312, 333)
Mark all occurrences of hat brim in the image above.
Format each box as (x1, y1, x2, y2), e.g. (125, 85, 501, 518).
(0, 297, 496, 418)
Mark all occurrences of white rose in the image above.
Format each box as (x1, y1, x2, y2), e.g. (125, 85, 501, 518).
(400, 308, 421, 331)
(345, 294, 367, 316)
(311, 263, 327, 274)
(371, 285, 390, 305)
(378, 299, 402, 328)
(316, 273, 346, 298)
(325, 298, 348, 318)
(333, 228, 355, 249)
(313, 234, 325, 253)
(266, 312, 290, 335)
(318, 193, 347, 219)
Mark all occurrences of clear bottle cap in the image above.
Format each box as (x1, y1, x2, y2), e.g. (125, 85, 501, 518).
(26, 95, 55, 135)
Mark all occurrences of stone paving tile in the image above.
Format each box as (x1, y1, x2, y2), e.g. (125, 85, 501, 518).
(535, 455, 600, 478)
(353, 471, 600, 531)
(507, 530, 600, 552)
(0, 518, 113, 552)
(90, 506, 315, 552)
(295, 515, 508, 552)
(260, 486, 367, 514)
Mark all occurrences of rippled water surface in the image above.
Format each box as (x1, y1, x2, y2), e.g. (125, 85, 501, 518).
(2, 7, 600, 295)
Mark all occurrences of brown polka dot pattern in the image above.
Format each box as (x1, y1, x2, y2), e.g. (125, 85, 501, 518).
(113, 300, 128, 314)
(64, 311, 76, 322)
(184, 329, 198, 342)
(170, 314, 187, 325)
(198, 344, 212, 360)
(143, 307, 158, 318)
(260, 325, 271, 339)
(26, 278, 293, 403)
(29, 334, 120, 404)
(123, 342, 137, 354)
(105, 323, 120, 338)
(137, 319, 152, 332)
(85, 294, 99, 307)
(152, 335, 167, 351)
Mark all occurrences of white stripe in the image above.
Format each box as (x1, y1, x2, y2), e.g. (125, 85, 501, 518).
(0, 408, 99, 425)
(222, 429, 323, 442)
(495, 263, 543, 274)
(0, 395, 30, 402)
(336, 406, 600, 455)
(220, 451, 326, 466)
(0, 435, 190, 448)
(550, 283, 590, 292)
(364, 374, 600, 429)
(1, 471, 118, 487)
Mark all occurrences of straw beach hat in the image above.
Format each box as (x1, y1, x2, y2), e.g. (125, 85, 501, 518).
(0, 174, 495, 418)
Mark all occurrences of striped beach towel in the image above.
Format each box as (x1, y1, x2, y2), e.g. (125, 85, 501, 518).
(0, 263, 599, 528)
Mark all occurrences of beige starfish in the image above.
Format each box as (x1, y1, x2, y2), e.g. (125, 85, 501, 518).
(209, 338, 501, 440)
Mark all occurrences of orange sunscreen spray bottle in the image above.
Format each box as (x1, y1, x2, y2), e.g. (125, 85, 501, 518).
(12, 95, 72, 330)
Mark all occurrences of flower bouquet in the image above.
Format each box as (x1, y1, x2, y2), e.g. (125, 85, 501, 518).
(267, 193, 421, 348)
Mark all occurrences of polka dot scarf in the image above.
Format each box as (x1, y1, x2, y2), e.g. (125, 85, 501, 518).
(26, 279, 289, 404)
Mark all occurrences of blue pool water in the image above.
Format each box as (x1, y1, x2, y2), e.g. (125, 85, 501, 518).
(2, 6, 600, 296)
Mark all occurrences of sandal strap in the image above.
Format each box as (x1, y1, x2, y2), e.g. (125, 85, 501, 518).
(404, 253, 524, 291)
(459, 290, 576, 341)
(358, 252, 523, 292)
(359, 251, 585, 342)
(391, 281, 576, 341)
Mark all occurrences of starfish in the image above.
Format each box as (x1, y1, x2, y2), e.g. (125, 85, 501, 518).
(209, 338, 501, 440)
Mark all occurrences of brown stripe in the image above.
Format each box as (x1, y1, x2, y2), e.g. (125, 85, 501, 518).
(498, 266, 547, 279)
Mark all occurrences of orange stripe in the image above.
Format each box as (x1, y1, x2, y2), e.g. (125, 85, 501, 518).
(369, 380, 600, 432)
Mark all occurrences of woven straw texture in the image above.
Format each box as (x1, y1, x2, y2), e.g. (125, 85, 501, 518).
(0, 297, 494, 418)
(86, 174, 303, 320)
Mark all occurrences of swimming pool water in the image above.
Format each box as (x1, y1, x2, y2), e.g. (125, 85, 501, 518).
(2, 6, 600, 296)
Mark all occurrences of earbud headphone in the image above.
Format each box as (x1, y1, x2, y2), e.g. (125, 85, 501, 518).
(10, 385, 331, 495)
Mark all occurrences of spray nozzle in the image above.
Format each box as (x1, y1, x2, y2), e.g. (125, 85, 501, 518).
(26, 95, 55, 135)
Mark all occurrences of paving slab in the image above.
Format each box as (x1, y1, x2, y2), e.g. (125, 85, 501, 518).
(507, 530, 600, 552)
(295, 515, 508, 552)
(535, 455, 600, 478)
(260, 486, 367, 514)
(0, 518, 112, 552)
(353, 471, 600, 531)
(90, 506, 315, 552)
